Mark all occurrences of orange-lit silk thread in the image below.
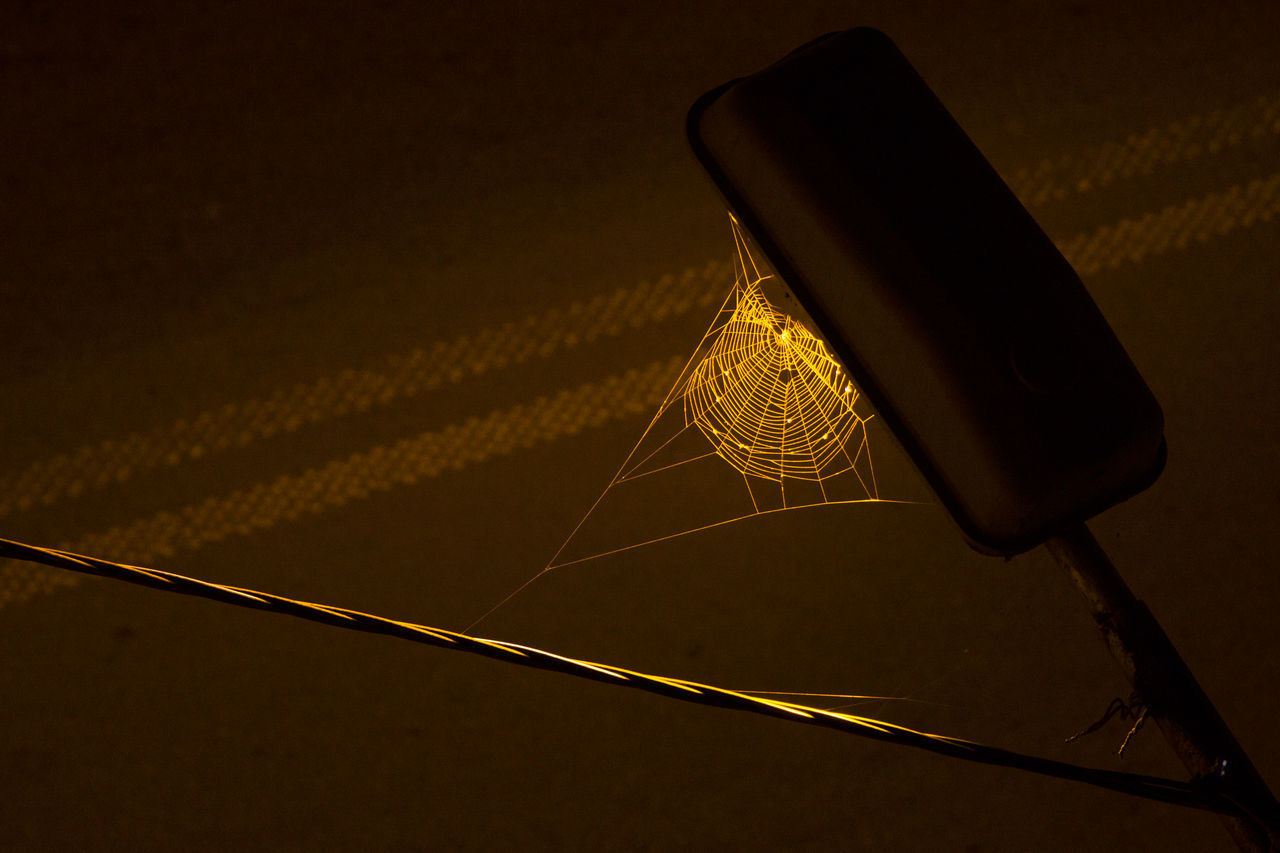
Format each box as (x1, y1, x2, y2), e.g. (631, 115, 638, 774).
(465, 217, 892, 631)
(6, 111, 1279, 612)
(566, 225, 881, 534)
(5, 177, 1276, 612)
(8, 93, 1279, 525)
(684, 277, 871, 487)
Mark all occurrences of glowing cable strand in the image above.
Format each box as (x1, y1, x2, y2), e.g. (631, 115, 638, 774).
(0, 534, 1242, 818)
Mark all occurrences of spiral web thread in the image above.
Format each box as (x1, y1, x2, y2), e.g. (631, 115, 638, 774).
(0, 213, 1250, 820)
(542, 214, 883, 567)
(465, 216, 892, 630)
(683, 237, 873, 494)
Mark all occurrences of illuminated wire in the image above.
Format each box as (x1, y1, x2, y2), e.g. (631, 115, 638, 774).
(0, 534, 1244, 819)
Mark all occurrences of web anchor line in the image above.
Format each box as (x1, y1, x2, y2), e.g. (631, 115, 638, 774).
(0, 534, 1249, 820)
(468, 215, 897, 628)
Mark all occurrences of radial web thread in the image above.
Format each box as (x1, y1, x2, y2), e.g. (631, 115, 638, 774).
(550, 214, 885, 566)
(467, 216, 896, 629)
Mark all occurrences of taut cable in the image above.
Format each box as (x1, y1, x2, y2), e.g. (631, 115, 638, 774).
(0, 535, 1245, 819)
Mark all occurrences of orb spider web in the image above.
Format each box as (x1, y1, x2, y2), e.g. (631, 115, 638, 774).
(466, 215, 895, 629)
(683, 256, 871, 497)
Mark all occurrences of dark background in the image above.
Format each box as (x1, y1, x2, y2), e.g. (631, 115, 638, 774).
(2, 1, 1279, 850)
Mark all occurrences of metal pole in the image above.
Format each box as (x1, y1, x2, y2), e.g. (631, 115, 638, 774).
(1045, 524, 1280, 851)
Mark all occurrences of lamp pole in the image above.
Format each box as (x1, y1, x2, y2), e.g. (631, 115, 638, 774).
(1046, 524, 1280, 851)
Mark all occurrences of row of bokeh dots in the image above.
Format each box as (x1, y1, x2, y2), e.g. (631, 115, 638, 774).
(6, 170, 1279, 606)
(11, 92, 1280, 524)
(6, 97, 1280, 607)
(1008, 91, 1280, 207)
(1059, 168, 1280, 275)
(0, 263, 725, 519)
(0, 356, 683, 610)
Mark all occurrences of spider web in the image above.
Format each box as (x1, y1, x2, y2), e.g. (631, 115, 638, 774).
(682, 246, 873, 497)
(465, 215, 901, 630)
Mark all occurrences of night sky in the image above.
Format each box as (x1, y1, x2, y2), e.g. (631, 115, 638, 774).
(2, 2, 1279, 850)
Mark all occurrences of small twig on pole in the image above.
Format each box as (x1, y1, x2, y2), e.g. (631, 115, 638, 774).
(1046, 524, 1280, 851)
(1065, 692, 1148, 757)
(1117, 706, 1150, 759)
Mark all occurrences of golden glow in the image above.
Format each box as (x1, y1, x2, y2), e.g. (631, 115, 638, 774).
(0, 261, 730, 523)
(684, 276, 866, 485)
(8, 93, 1280, 618)
(1008, 91, 1280, 208)
(466, 214, 892, 630)
(557, 214, 885, 552)
(11, 115, 1280, 616)
(5, 534, 985, 759)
